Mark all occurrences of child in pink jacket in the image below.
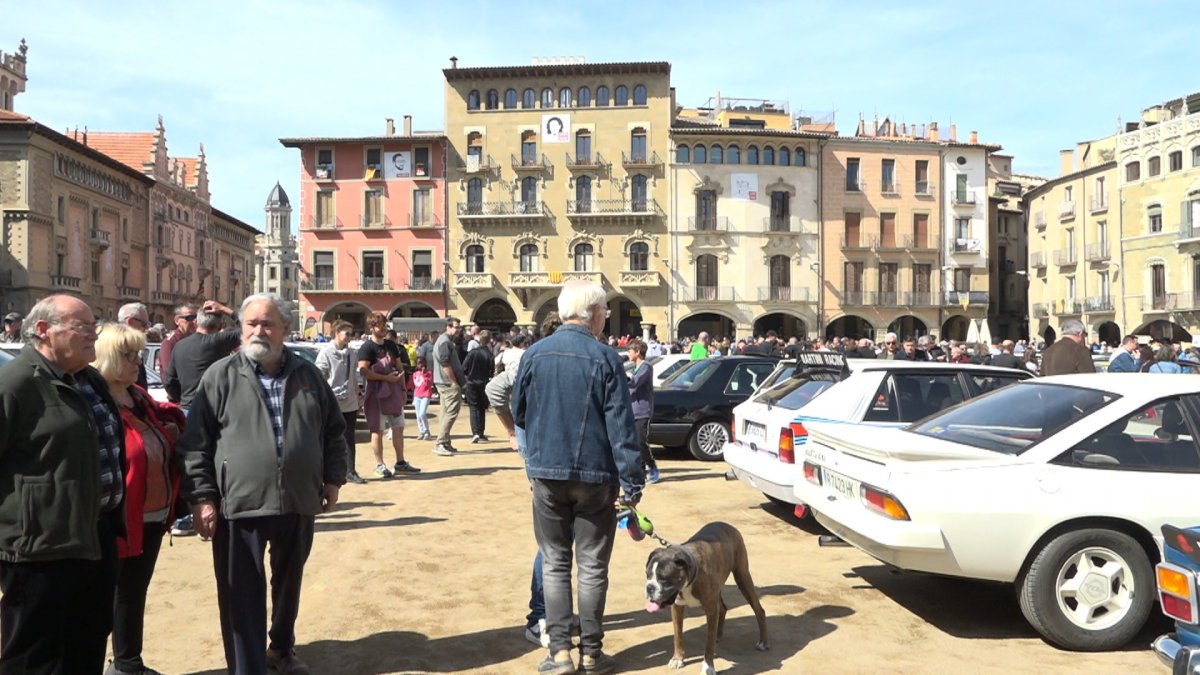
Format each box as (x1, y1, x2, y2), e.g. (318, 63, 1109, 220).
(412, 359, 434, 441)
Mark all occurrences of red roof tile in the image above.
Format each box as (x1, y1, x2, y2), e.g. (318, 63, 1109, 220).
(82, 132, 155, 172)
(0, 109, 30, 121)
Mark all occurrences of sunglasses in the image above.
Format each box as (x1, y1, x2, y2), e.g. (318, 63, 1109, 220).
(177, 314, 197, 322)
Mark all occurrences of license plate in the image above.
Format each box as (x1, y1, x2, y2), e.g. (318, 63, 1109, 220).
(743, 422, 767, 444)
(823, 468, 860, 500)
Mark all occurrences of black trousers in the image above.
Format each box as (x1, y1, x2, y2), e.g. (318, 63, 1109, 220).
(112, 521, 167, 672)
(213, 514, 315, 675)
(635, 417, 656, 469)
(0, 518, 118, 675)
(465, 382, 488, 437)
(342, 411, 358, 475)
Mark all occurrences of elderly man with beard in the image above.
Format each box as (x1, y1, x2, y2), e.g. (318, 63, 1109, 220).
(177, 293, 347, 675)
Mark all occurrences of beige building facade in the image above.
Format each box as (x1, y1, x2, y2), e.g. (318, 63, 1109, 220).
(443, 59, 672, 338)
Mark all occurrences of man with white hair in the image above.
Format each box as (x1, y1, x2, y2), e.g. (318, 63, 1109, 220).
(177, 292, 347, 675)
(1040, 319, 1094, 376)
(512, 280, 645, 675)
(118, 302, 151, 388)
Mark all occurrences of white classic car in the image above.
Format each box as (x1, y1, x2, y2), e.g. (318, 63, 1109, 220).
(794, 373, 1200, 651)
(723, 354, 1029, 515)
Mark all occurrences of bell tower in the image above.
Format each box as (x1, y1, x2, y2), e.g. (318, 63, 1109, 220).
(0, 39, 29, 112)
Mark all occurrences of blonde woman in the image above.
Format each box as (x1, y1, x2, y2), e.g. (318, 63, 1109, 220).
(94, 323, 185, 675)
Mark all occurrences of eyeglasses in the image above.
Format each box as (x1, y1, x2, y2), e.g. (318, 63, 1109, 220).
(177, 314, 197, 322)
(122, 350, 144, 364)
(129, 317, 149, 329)
(56, 322, 97, 337)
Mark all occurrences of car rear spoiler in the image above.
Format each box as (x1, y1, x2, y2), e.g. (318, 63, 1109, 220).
(790, 351, 850, 378)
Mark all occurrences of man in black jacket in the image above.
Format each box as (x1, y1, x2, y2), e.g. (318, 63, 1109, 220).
(462, 329, 495, 443)
(0, 295, 125, 675)
(989, 340, 1023, 370)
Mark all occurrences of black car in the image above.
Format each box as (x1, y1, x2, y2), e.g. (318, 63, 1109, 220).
(649, 355, 780, 461)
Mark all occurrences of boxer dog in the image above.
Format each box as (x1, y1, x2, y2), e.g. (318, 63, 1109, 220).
(644, 522, 768, 674)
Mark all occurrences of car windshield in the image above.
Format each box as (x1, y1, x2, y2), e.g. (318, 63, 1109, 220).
(661, 359, 721, 391)
(910, 382, 1118, 455)
(753, 374, 839, 410)
(756, 362, 797, 392)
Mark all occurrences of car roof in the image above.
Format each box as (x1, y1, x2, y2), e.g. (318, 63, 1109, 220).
(1027, 372, 1200, 396)
(848, 360, 1028, 375)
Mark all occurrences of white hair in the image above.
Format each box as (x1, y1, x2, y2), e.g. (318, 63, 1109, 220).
(1060, 319, 1086, 336)
(117, 302, 148, 322)
(556, 281, 606, 322)
(241, 292, 293, 326)
(885, 332, 898, 341)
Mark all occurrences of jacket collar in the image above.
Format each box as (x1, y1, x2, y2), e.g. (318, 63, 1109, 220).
(237, 347, 294, 380)
(556, 324, 597, 339)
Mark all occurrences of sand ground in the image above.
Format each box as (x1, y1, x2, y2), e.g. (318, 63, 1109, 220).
(131, 412, 1164, 674)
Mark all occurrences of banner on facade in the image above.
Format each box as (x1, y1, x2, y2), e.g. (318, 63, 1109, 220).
(385, 151, 412, 178)
(542, 114, 570, 143)
(731, 173, 758, 200)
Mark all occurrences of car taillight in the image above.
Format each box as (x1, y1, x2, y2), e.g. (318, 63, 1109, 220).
(862, 485, 910, 520)
(729, 420, 736, 444)
(778, 428, 795, 464)
(802, 461, 822, 485)
(1157, 563, 1198, 623)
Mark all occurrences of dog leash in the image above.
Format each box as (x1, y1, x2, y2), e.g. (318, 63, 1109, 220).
(618, 505, 672, 547)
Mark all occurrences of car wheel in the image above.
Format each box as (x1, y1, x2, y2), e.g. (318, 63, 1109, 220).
(1017, 528, 1154, 651)
(687, 419, 729, 461)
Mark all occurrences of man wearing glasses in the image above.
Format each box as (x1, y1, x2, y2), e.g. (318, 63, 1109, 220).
(157, 303, 198, 379)
(0, 295, 126, 673)
(118, 302, 152, 389)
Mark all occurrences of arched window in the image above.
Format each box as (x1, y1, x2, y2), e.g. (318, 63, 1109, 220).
(559, 87, 572, 108)
(485, 89, 499, 110)
(676, 144, 690, 164)
(779, 147, 790, 166)
(614, 85, 629, 106)
(695, 254, 719, 293)
(520, 176, 538, 207)
(541, 87, 553, 108)
(466, 178, 483, 214)
(574, 243, 595, 272)
(504, 88, 517, 109)
(726, 145, 740, 164)
(628, 242, 650, 271)
(693, 145, 706, 164)
(710, 145, 723, 164)
(522, 88, 536, 109)
(794, 147, 806, 167)
(631, 175, 648, 212)
(763, 146, 775, 165)
(466, 245, 485, 273)
(575, 130, 592, 163)
(747, 145, 759, 165)
(519, 244, 539, 272)
(577, 87, 591, 107)
(467, 90, 480, 110)
(596, 86, 610, 107)
(633, 84, 647, 105)
(575, 175, 593, 212)
(630, 128, 647, 163)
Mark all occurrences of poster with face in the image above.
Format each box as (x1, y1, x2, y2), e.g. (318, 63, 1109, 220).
(386, 151, 412, 179)
(542, 114, 570, 144)
(731, 173, 759, 200)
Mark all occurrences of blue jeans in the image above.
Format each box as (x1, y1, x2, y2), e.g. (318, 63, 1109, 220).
(414, 396, 430, 435)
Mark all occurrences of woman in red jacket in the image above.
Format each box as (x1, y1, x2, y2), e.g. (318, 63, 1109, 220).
(94, 323, 184, 675)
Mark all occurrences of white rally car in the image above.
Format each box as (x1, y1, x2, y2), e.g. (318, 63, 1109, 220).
(723, 353, 1029, 515)
(794, 374, 1200, 651)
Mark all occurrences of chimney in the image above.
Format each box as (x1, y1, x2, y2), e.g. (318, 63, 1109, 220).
(403, 115, 412, 136)
(385, 118, 395, 137)
(1059, 149, 1075, 176)
(949, 124, 957, 142)
(449, 56, 458, 69)
(968, 130, 978, 145)
(929, 122, 939, 142)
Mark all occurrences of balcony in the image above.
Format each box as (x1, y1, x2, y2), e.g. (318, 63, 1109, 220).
(943, 291, 989, 306)
(89, 228, 111, 248)
(1057, 298, 1082, 315)
(685, 286, 737, 303)
(952, 238, 982, 253)
(758, 287, 813, 303)
(1084, 296, 1114, 312)
(301, 277, 335, 292)
(407, 277, 444, 292)
(314, 165, 335, 182)
(914, 181, 934, 196)
(618, 270, 661, 288)
(841, 291, 868, 306)
(151, 290, 174, 303)
(457, 154, 494, 174)
(762, 216, 812, 234)
(51, 274, 82, 290)
(1031, 251, 1047, 269)
(118, 285, 141, 300)
(561, 271, 605, 286)
(841, 233, 879, 250)
(1090, 195, 1109, 213)
(906, 292, 937, 307)
(1145, 293, 1200, 312)
(359, 276, 389, 291)
(875, 291, 902, 307)
(876, 236, 903, 250)
(457, 201, 549, 223)
(1054, 249, 1078, 266)
(621, 151, 662, 169)
(408, 213, 443, 228)
(452, 272, 495, 290)
(567, 199, 664, 222)
(1179, 222, 1200, 243)
(1058, 201, 1076, 220)
(360, 214, 390, 228)
(901, 234, 936, 250)
(880, 181, 900, 195)
(508, 271, 560, 288)
(952, 189, 977, 206)
(307, 216, 339, 230)
(844, 179, 865, 193)
(363, 165, 385, 182)
(1035, 212, 1046, 230)
(687, 215, 730, 232)
(511, 153, 551, 172)
(1032, 303, 1049, 318)
(565, 152, 609, 171)
(1085, 242, 1110, 262)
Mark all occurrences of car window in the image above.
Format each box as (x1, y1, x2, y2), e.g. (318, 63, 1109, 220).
(1057, 397, 1200, 472)
(0, 350, 11, 368)
(757, 362, 798, 392)
(754, 375, 839, 410)
(863, 373, 966, 423)
(911, 382, 1117, 455)
(662, 360, 721, 390)
(724, 363, 776, 395)
(658, 360, 690, 381)
(968, 372, 1028, 395)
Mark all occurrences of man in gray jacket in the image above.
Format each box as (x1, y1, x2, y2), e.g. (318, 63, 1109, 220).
(177, 293, 347, 675)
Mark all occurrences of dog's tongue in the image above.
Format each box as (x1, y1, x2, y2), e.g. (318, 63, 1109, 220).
(645, 601, 661, 613)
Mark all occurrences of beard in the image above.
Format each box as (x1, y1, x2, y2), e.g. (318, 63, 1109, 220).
(244, 338, 283, 364)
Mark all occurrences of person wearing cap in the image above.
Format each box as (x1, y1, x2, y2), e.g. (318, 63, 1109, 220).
(0, 312, 22, 343)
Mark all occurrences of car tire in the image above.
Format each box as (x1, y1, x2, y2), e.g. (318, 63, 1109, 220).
(687, 419, 729, 461)
(1016, 528, 1154, 651)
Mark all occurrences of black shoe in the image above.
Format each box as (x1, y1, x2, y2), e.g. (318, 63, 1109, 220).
(346, 472, 367, 485)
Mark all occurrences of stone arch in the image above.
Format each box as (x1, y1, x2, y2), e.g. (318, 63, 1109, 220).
(824, 314, 874, 340)
(457, 232, 494, 260)
(763, 177, 796, 196)
(511, 231, 550, 259)
(565, 231, 603, 259)
(753, 311, 811, 340)
(387, 300, 439, 319)
(1093, 320, 1121, 347)
(888, 315, 929, 339)
(1131, 318, 1190, 342)
(677, 311, 737, 341)
(472, 297, 518, 334)
(320, 301, 373, 332)
(941, 314, 972, 342)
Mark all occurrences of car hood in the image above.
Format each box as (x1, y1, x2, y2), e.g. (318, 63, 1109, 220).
(806, 422, 1005, 463)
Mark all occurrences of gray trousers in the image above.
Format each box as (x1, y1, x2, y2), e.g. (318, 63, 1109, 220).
(435, 383, 463, 445)
(531, 479, 619, 656)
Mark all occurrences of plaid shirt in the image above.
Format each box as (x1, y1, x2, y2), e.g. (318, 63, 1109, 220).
(253, 353, 287, 458)
(73, 374, 125, 512)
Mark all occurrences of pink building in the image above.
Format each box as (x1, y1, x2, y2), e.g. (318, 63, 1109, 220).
(280, 117, 448, 335)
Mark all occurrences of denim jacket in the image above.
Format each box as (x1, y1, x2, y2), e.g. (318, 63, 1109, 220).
(512, 324, 645, 501)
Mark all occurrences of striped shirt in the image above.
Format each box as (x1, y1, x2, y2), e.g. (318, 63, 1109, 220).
(74, 375, 125, 512)
(253, 353, 287, 458)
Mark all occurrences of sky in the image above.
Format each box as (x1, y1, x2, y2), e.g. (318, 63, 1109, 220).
(3, 0, 1194, 230)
